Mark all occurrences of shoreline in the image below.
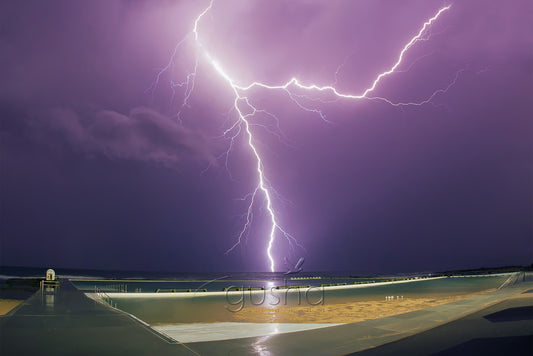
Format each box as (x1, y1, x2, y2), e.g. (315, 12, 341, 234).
(69, 272, 515, 283)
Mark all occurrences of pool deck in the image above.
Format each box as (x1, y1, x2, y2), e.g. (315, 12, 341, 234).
(0, 273, 531, 355)
(0, 280, 197, 355)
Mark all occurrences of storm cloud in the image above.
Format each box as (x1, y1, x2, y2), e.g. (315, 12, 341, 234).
(31, 107, 214, 167)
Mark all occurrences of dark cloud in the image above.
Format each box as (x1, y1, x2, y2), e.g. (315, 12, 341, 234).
(30, 107, 214, 167)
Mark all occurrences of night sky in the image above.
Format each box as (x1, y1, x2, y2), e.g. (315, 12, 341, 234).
(1, 0, 531, 273)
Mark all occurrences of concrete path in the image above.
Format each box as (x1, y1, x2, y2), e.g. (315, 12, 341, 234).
(0, 280, 196, 355)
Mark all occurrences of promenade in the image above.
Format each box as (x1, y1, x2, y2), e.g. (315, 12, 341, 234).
(0, 280, 195, 355)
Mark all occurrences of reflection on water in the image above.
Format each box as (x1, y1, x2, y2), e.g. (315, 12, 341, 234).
(74, 275, 509, 324)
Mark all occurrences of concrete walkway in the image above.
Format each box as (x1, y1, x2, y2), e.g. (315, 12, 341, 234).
(0, 280, 196, 355)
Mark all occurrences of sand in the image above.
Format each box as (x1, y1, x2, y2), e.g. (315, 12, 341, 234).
(0, 299, 23, 316)
(230, 290, 495, 323)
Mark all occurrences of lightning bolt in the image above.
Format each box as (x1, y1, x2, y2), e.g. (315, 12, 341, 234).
(152, 1, 454, 272)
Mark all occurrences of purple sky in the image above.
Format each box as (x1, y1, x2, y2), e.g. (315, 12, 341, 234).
(1, 0, 531, 273)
